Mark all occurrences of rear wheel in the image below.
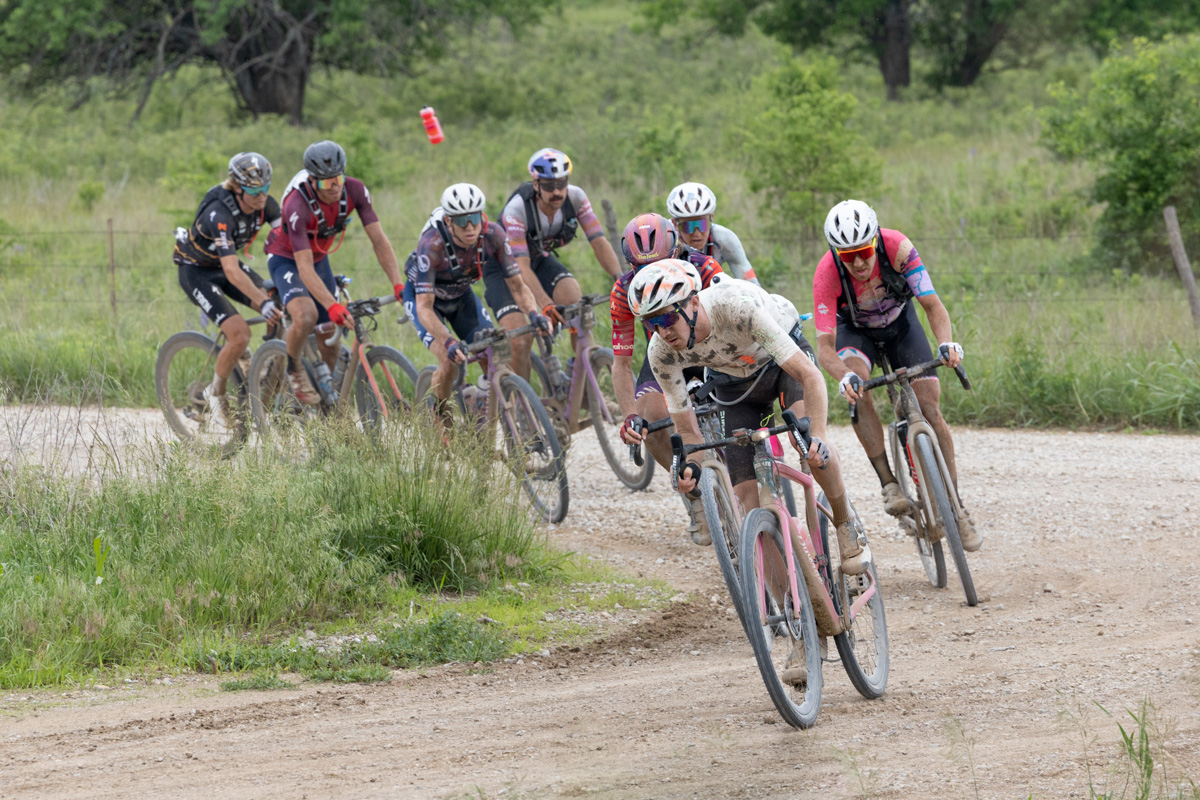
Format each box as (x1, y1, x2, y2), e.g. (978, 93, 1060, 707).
(739, 508, 822, 729)
(154, 331, 248, 458)
(916, 433, 977, 606)
(588, 348, 654, 490)
(246, 339, 308, 438)
(355, 345, 419, 429)
(700, 468, 745, 633)
(890, 422, 946, 588)
(499, 374, 569, 523)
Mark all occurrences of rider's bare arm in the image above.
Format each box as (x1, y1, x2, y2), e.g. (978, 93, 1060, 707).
(779, 349, 829, 445)
(590, 236, 622, 279)
(816, 332, 852, 383)
(363, 221, 402, 287)
(415, 293, 454, 350)
(293, 248, 338, 309)
(613, 354, 638, 419)
(917, 293, 958, 362)
(514, 254, 555, 309)
(218, 254, 268, 309)
(505, 274, 541, 317)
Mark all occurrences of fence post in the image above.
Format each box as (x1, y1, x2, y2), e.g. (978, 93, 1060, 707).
(107, 218, 117, 321)
(1163, 205, 1200, 328)
(601, 198, 619, 246)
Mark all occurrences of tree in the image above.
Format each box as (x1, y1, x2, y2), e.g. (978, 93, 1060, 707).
(1041, 34, 1200, 269)
(0, 0, 547, 124)
(918, 0, 1024, 89)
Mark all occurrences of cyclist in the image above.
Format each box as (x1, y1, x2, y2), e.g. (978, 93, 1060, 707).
(629, 259, 868, 579)
(173, 151, 285, 431)
(813, 199, 980, 551)
(611, 213, 724, 543)
(402, 182, 550, 419)
(263, 140, 404, 404)
(500, 148, 622, 365)
(666, 181, 759, 285)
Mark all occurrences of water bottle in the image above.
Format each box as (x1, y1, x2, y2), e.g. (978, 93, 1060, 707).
(420, 106, 444, 144)
(542, 353, 570, 400)
(332, 347, 351, 389)
(313, 362, 338, 405)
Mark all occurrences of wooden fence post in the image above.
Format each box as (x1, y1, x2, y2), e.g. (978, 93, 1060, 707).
(107, 218, 117, 321)
(1163, 205, 1200, 327)
(601, 198, 619, 245)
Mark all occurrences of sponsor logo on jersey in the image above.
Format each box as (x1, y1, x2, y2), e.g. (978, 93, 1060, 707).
(817, 303, 829, 316)
(289, 211, 300, 231)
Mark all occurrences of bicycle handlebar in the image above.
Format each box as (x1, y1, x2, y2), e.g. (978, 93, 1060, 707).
(465, 320, 544, 355)
(627, 402, 721, 466)
(324, 294, 398, 346)
(668, 410, 812, 482)
(848, 357, 971, 424)
(556, 293, 609, 321)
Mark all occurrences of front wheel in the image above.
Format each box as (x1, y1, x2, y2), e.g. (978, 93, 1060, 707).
(246, 339, 307, 438)
(154, 331, 248, 458)
(355, 345, 419, 429)
(890, 422, 946, 588)
(587, 348, 654, 491)
(915, 433, 977, 606)
(739, 508, 822, 729)
(499, 374, 569, 523)
(700, 468, 745, 633)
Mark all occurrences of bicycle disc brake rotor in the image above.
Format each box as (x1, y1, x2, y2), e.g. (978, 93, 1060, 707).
(541, 396, 570, 443)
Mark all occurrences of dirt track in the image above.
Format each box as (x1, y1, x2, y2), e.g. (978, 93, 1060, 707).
(2, 409, 1199, 799)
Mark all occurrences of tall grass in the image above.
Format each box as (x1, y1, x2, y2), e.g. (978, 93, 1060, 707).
(0, 412, 556, 687)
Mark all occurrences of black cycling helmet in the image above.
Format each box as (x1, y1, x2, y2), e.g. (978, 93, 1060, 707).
(303, 140, 347, 180)
(228, 152, 272, 189)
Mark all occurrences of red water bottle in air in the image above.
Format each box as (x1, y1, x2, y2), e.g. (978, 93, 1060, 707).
(420, 106, 444, 145)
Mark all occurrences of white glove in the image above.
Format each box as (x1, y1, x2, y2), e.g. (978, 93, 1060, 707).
(838, 372, 863, 398)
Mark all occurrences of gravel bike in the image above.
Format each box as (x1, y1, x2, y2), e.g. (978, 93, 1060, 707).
(415, 322, 569, 523)
(246, 276, 419, 435)
(528, 294, 655, 490)
(155, 301, 279, 458)
(851, 356, 977, 606)
(676, 410, 888, 728)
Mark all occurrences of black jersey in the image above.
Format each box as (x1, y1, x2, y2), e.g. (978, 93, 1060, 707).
(173, 185, 281, 269)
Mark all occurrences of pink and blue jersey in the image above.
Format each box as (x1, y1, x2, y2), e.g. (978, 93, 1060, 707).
(812, 228, 935, 334)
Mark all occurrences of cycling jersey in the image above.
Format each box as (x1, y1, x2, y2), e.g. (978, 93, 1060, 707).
(610, 255, 724, 358)
(647, 278, 803, 413)
(173, 186, 281, 270)
(501, 185, 605, 260)
(406, 219, 518, 301)
(264, 174, 378, 258)
(812, 228, 934, 334)
(680, 223, 757, 283)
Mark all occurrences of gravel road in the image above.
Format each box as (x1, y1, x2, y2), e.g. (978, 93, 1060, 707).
(2, 407, 1199, 799)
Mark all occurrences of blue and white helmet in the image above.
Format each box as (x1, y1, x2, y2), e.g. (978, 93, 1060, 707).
(527, 148, 572, 180)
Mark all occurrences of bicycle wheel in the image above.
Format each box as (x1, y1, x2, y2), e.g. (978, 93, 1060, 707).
(499, 374, 569, 523)
(154, 331, 248, 458)
(586, 348, 654, 490)
(739, 508, 823, 729)
(246, 339, 305, 437)
(700, 467, 745, 633)
(355, 345, 419, 429)
(915, 433, 977, 606)
(890, 422, 946, 588)
(818, 495, 889, 699)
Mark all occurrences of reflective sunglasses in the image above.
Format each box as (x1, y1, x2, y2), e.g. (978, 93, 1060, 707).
(537, 176, 569, 192)
(645, 309, 681, 330)
(241, 183, 271, 196)
(676, 217, 710, 235)
(836, 238, 876, 264)
(315, 174, 345, 190)
(449, 211, 483, 228)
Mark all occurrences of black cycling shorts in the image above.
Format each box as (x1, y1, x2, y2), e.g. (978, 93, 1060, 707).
(402, 282, 494, 349)
(711, 326, 816, 486)
(177, 260, 264, 327)
(481, 258, 525, 322)
(635, 357, 704, 400)
(531, 252, 575, 296)
(836, 301, 935, 378)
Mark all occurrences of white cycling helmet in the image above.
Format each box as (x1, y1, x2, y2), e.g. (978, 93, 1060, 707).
(824, 199, 879, 249)
(441, 182, 486, 215)
(666, 182, 717, 218)
(628, 258, 703, 318)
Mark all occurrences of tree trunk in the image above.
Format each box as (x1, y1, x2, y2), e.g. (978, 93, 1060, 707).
(233, 46, 309, 125)
(218, 4, 318, 125)
(943, 0, 1016, 87)
(867, 0, 912, 101)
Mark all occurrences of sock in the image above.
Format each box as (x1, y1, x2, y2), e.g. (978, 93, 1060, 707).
(827, 493, 851, 528)
(211, 372, 227, 395)
(287, 355, 299, 373)
(869, 453, 896, 488)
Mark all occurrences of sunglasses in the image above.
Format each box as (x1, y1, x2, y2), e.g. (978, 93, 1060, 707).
(315, 175, 345, 190)
(537, 177, 569, 192)
(449, 211, 483, 228)
(676, 217, 710, 235)
(836, 238, 876, 264)
(645, 309, 681, 330)
(241, 183, 271, 196)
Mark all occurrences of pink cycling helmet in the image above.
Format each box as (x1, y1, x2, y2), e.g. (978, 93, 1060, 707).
(620, 213, 677, 268)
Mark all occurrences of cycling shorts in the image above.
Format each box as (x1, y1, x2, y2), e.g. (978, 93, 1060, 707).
(530, 252, 575, 297)
(836, 301, 935, 379)
(481, 259, 526, 322)
(267, 253, 337, 327)
(402, 282, 494, 349)
(177, 260, 265, 327)
(710, 325, 816, 486)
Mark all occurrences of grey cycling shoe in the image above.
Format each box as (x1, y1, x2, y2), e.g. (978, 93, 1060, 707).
(882, 481, 913, 517)
(684, 493, 711, 546)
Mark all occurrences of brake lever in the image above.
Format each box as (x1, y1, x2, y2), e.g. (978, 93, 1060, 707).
(954, 364, 972, 391)
(629, 417, 646, 467)
(669, 433, 685, 489)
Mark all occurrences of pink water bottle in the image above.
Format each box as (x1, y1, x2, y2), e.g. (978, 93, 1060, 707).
(420, 106, 444, 145)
